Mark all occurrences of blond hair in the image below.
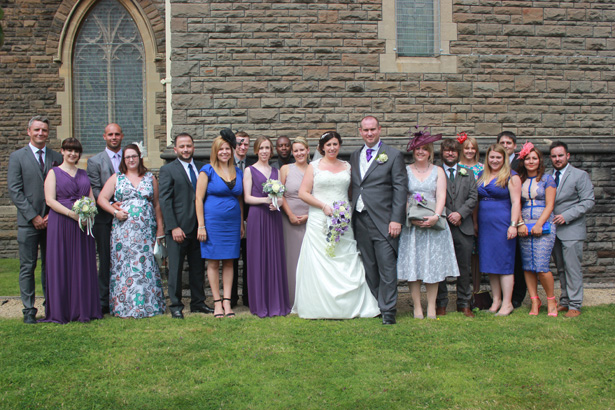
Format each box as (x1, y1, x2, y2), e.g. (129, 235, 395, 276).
(413, 142, 434, 163)
(292, 136, 309, 150)
(478, 144, 510, 188)
(463, 137, 481, 163)
(210, 136, 237, 180)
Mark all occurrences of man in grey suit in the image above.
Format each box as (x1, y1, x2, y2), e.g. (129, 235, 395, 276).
(159, 133, 213, 319)
(87, 123, 123, 314)
(550, 141, 595, 318)
(350, 116, 408, 325)
(8, 115, 63, 324)
(436, 138, 478, 317)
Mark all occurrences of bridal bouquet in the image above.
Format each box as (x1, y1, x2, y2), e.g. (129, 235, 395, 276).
(325, 200, 351, 257)
(72, 196, 98, 237)
(262, 179, 286, 211)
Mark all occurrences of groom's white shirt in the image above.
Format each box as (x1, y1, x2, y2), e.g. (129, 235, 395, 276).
(356, 142, 380, 212)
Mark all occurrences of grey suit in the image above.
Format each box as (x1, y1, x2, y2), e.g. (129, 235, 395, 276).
(159, 159, 207, 313)
(437, 165, 478, 308)
(8, 145, 63, 315)
(350, 143, 408, 314)
(87, 151, 117, 309)
(551, 165, 595, 311)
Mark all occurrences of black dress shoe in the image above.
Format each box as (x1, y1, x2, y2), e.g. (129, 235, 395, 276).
(512, 299, 523, 309)
(191, 304, 214, 314)
(171, 311, 184, 319)
(23, 314, 37, 324)
(101, 306, 110, 315)
(382, 312, 396, 325)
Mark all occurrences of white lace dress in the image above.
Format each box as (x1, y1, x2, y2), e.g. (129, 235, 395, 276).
(397, 166, 460, 283)
(292, 159, 380, 319)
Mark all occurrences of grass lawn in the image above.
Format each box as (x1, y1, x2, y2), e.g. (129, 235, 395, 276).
(1, 305, 614, 409)
(0, 259, 42, 297)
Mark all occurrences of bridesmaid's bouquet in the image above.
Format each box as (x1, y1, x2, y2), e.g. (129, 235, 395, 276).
(72, 196, 98, 237)
(325, 200, 351, 257)
(262, 179, 286, 211)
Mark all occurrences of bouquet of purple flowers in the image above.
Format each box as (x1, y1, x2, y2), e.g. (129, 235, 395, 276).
(262, 178, 286, 211)
(325, 200, 351, 257)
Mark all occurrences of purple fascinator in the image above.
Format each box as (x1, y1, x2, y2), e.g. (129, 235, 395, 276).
(407, 125, 443, 152)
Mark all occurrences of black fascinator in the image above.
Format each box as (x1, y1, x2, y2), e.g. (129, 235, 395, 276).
(220, 128, 237, 149)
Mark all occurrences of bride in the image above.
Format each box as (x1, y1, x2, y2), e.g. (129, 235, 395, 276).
(293, 131, 380, 319)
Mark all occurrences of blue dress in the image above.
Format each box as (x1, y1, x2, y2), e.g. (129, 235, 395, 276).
(519, 174, 557, 273)
(477, 171, 517, 275)
(200, 164, 243, 259)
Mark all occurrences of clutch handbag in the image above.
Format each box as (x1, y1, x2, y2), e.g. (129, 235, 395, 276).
(525, 221, 551, 234)
(407, 200, 446, 231)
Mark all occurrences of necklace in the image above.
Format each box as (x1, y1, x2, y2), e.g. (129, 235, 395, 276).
(414, 164, 430, 174)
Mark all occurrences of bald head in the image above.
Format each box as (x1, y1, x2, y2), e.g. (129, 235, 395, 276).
(104, 123, 124, 152)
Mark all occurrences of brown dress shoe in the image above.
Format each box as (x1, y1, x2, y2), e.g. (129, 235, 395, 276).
(457, 307, 475, 318)
(564, 309, 581, 318)
(557, 305, 569, 312)
(435, 306, 447, 316)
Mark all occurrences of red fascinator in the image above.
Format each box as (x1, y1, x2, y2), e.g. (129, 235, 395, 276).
(456, 132, 468, 144)
(518, 141, 534, 159)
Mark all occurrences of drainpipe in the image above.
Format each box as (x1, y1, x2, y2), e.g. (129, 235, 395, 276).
(162, 0, 173, 146)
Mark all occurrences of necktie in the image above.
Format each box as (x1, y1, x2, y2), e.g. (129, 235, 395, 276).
(238, 160, 244, 171)
(188, 164, 197, 191)
(448, 168, 455, 182)
(366, 148, 374, 162)
(113, 154, 120, 173)
(37, 150, 44, 171)
(555, 170, 560, 187)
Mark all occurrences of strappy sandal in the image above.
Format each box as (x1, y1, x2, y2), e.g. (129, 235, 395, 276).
(529, 296, 542, 316)
(223, 298, 236, 318)
(213, 299, 224, 318)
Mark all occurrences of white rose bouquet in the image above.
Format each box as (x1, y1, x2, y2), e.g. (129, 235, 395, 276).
(262, 179, 286, 211)
(71, 196, 98, 237)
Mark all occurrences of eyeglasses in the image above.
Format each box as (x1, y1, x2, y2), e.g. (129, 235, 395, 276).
(125, 155, 139, 160)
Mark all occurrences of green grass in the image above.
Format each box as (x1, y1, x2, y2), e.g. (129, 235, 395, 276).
(1, 306, 614, 409)
(0, 259, 42, 296)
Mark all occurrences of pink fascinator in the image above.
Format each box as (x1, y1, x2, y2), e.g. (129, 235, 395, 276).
(407, 125, 443, 152)
(518, 141, 534, 159)
(456, 132, 468, 144)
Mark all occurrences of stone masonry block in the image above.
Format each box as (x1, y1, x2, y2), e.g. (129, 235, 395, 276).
(522, 8, 543, 25)
(303, 66, 329, 81)
(172, 3, 211, 18)
(448, 82, 472, 98)
(172, 94, 213, 110)
(248, 109, 279, 123)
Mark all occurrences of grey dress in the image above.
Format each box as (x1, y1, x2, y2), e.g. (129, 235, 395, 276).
(397, 166, 460, 284)
(281, 164, 309, 305)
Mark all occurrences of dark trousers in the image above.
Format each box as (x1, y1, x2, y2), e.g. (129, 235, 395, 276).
(93, 221, 111, 309)
(232, 237, 249, 306)
(354, 211, 398, 314)
(166, 232, 206, 313)
(511, 241, 527, 306)
(437, 227, 473, 308)
(18, 226, 46, 315)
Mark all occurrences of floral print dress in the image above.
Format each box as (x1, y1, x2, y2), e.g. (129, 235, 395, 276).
(110, 172, 166, 318)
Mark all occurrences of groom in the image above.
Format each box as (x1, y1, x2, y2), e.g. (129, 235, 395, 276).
(351, 116, 408, 325)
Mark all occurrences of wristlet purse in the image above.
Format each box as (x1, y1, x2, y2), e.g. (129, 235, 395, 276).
(407, 196, 446, 231)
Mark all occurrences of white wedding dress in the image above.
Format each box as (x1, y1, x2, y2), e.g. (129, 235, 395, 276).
(292, 159, 380, 319)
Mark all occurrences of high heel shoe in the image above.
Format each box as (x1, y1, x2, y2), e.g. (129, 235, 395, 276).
(223, 298, 236, 318)
(547, 296, 558, 317)
(213, 299, 224, 318)
(529, 296, 542, 316)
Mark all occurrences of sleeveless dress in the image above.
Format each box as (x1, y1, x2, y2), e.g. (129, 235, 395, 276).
(519, 174, 557, 272)
(459, 163, 484, 180)
(41, 168, 102, 324)
(110, 173, 166, 318)
(246, 166, 291, 317)
(397, 166, 460, 283)
(477, 171, 518, 275)
(292, 159, 380, 319)
(281, 164, 309, 306)
(199, 164, 243, 259)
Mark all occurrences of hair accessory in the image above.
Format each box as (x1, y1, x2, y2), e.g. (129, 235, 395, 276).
(132, 141, 145, 158)
(456, 132, 468, 144)
(407, 125, 443, 152)
(518, 141, 534, 159)
(320, 131, 334, 140)
(220, 128, 237, 149)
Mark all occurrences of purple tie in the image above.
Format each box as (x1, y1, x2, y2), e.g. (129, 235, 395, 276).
(366, 148, 374, 162)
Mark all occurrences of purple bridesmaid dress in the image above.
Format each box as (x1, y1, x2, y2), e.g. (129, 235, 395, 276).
(246, 166, 291, 317)
(41, 168, 102, 323)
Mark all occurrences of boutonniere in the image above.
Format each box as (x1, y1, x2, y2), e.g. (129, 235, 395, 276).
(458, 168, 468, 176)
(376, 153, 388, 164)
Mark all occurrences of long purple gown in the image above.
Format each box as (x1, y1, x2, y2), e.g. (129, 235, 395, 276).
(41, 168, 102, 324)
(246, 166, 291, 317)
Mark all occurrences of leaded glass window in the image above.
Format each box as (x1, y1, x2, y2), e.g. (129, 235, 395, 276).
(73, 0, 145, 154)
(396, 0, 440, 57)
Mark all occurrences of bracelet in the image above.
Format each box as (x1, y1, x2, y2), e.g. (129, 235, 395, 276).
(510, 221, 517, 227)
(198, 226, 206, 230)
(113, 210, 119, 218)
(517, 221, 525, 227)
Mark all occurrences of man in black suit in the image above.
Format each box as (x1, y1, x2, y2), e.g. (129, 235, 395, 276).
(436, 138, 478, 317)
(8, 115, 63, 324)
(271, 136, 294, 169)
(87, 123, 123, 314)
(159, 133, 213, 319)
(496, 130, 526, 308)
(231, 131, 255, 307)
